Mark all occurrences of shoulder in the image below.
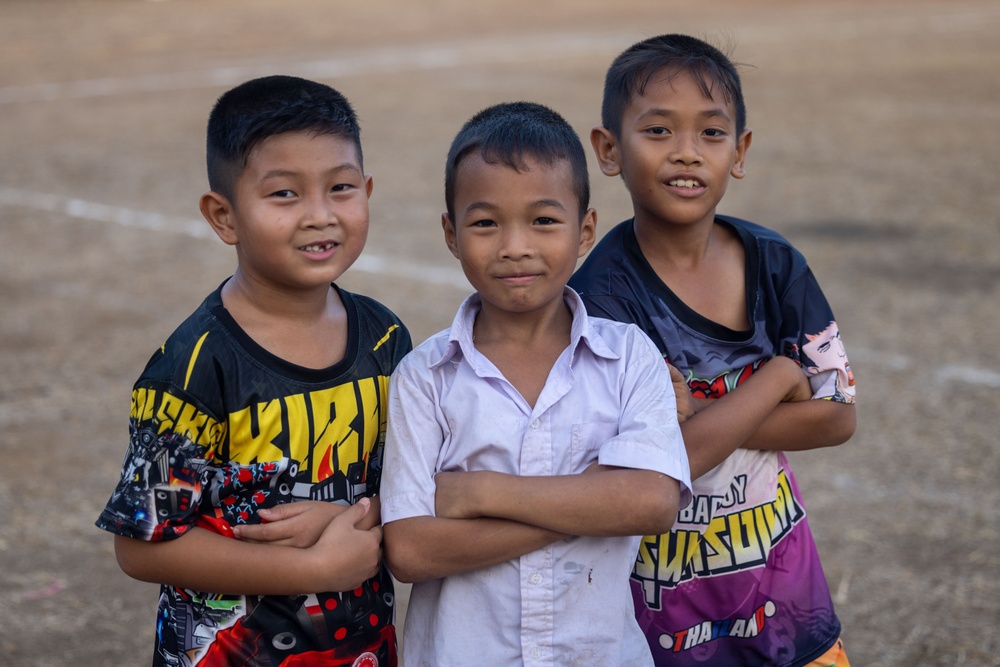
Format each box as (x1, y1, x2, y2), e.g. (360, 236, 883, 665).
(139, 290, 227, 384)
(584, 314, 661, 363)
(394, 328, 452, 375)
(387, 329, 457, 407)
(342, 289, 408, 332)
(719, 214, 809, 267)
(570, 219, 652, 322)
(718, 215, 814, 295)
(339, 289, 413, 360)
(571, 219, 633, 291)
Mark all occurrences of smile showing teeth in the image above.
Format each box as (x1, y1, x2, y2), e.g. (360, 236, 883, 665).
(668, 179, 701, 188)
(300, 242, 335, 252)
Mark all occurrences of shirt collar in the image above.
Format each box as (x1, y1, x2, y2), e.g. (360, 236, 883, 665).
(430, 287, 620, 370)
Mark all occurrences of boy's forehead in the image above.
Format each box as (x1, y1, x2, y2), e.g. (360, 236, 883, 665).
(456, 152, 573, 187)
(454, 153, 579, 209)
(632, 67, 735, 116)
(247, 130, 361, 169)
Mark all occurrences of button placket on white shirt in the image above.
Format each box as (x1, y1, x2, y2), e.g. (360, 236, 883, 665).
(518, 350, 575, 666)
(519, 404, 553, 665)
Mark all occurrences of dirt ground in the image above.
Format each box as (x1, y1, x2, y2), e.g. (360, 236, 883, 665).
(1, 0, 998, 665)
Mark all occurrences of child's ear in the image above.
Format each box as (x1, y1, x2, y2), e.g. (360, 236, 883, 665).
(364, 173, 374, 198)
(200, 191, 238, 246)
(731, 129, 752, 179)
(590, 126, 622, 177)
(578, 208, 597, 258)
(441, 212, 460, 259)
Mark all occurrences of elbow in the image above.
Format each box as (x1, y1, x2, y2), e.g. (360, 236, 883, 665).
(840, 404, 857, 442)
(384, 551, 418, 584)
(114, 534, 153, 582)
(385, 553, 432, 585)
(629, 477, 680, 536)
(647, 495, 679, 535)
(824, 403, 857, 448)
(383, 525, 428, 584)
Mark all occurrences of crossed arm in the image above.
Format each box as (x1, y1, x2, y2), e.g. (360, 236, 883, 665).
(384, 466, 679, 584)
(114, 497, 383, 595)
(671, 355, 857, 479)
(157, 357, 850, 591)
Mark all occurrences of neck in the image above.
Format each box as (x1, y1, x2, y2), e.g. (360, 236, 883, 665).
(223, 269, 336, 325)
(473, 296, 572, 349)
(633, 214, 718, 270)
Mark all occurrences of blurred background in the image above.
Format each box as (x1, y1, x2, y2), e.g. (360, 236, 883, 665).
(1, 0, 998, 664)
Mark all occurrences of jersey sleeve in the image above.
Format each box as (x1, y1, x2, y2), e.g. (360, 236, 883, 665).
(96, 381, 223, 541)
(778, 267, 856, 404)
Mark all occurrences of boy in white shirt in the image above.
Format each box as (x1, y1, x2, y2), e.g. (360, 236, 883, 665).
(380, 101, 692, 667)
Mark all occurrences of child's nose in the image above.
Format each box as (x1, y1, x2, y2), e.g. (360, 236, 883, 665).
(304, 193, 337, 226)
(670, 134, 702, 165)
(499, 225, 533, 259)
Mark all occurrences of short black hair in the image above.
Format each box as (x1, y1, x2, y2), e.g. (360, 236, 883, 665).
(444, 101, 590, 222)
(206, 75, 363, 200)
(601, 34, 746, 139)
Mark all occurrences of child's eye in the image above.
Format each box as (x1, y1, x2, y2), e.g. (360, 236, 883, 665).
(331, 183, 355, 193)
(270, 189, 296, 199)
(703, 128, 727, 138)
(534, 217, 557, 226)
(470, 219, 496, 228)
(646, 127, 669, 136)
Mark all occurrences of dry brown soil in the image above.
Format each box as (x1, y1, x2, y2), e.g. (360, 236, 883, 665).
(1, 1, 998, 665)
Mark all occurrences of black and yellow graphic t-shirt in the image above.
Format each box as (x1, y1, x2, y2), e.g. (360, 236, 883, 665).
(97, 282, 411, 667)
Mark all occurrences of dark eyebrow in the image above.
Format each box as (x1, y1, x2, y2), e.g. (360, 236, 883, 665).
(463, 198, 569, 215)
(638, 107, 732, 123)
(260, 162, 361, 181)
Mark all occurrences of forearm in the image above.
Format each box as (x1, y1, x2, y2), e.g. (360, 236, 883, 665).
(744, 400, 856, 451)
(681, 358, 807, 479)
(445, 468, 679, 538)
(383, 515, 563, 583)
(114, 526, 376, 595)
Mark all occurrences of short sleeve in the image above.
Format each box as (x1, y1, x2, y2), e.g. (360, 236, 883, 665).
(778, 269, 856, 404)
(597, 326, 692, 507)
(379, 363, 446, 524)
(95, 382, 218, 541)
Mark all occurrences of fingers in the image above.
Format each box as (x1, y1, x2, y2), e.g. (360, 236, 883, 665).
(330, 497, 371, 529)
(667, 363, 686, 383)
(233, 521, 283, 543)
(257, 502, 308, 522)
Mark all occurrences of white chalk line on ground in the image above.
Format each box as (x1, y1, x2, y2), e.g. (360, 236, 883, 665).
(0, 187, 469, 288)
(1, 7, 998, 105)
(3, 187, 998, 389)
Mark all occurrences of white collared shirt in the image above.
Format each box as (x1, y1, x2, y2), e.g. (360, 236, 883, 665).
(382, 288, 691, 667)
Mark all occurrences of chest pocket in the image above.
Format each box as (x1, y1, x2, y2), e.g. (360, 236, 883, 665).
(568, 421, 619, 473)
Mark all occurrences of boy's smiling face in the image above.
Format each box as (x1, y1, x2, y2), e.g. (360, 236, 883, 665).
(203, 130, 372, 294)
(593, 68, 751, 232)
(444, 153, 595, 320)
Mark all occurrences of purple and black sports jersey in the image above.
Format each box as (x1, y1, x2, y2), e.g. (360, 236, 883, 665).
(569, 216, 855, 667)
(97, 282, 410, 667)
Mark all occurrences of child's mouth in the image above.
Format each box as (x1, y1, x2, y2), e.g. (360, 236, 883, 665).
(300, 242, 337, 252)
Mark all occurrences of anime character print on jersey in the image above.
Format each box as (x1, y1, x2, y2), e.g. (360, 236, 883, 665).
(802, 321, 855, 403)
(570, 214, 855, 664)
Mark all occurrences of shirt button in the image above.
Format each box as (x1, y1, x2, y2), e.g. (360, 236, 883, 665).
(530, 419, 540, 429)
(531, 646, 542, 659)
(529, 572, 543, 585)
